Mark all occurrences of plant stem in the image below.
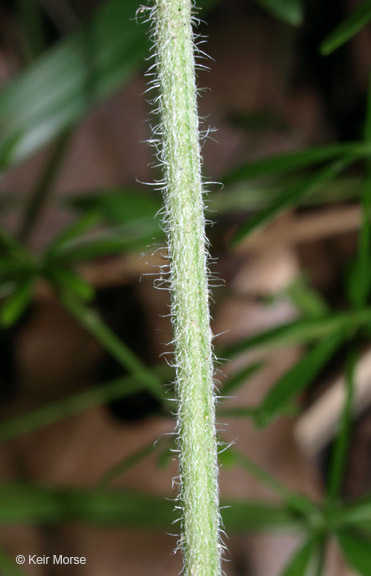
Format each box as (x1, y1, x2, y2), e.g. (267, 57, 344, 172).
(151, 1, 221, 574)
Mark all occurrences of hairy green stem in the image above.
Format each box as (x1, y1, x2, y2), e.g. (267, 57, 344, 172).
(150, 1, 221, 574)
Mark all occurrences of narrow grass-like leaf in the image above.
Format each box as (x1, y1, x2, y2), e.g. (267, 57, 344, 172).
(327, 347, 358, 502)
(221, 362, 264, 397)
(0, 279, 34, 327)
(280, 538, 316, 576)
(221, 309, 371, 358)
(254, 0, 303, 26)
(220, 403, 297, 420)
(332, 498, 371, 532)
(254, 329, 347, 427)
(222, 448, 320, 523)
(18, 131, 73, 243)
(222, 501, 300, 532)
(0, 485, 174, 529)
(49, 227, 152, 263)
(100, 438, 161, 487)
(0, 134, 22, 172)
(286, 279, 328, 318)
(320, 0, 371, 55)
(0, 0, 217, 168)
(46, 212, 101, 257)
(223, 142, 368, 184)
(57, 192, 164, 256)
(0, 484, 300, 532)
(337, 530, 371, 576)
(227, 448, 294, 498)
(60, 294, 164, 400)
(0, 365, 171, 444)
(0, 0, 149, 167)
(231, 157, 354, 246)
(48, 267, 95, 301)
(312, 540, 327, 576)
(66, 190, 162, 228)
(62, 176, 364, 226)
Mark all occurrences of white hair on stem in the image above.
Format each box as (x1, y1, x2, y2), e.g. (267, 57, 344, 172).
(141, 1, 223, 575)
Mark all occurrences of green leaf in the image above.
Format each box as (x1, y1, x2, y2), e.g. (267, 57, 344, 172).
(221, 448, 320, 524)
(0, 0, 217, 169)
(255, 0, 303, 26)
(327, 347, 358, 502)
(337, 530, 371, 576)
(280, 538, 316, 576)
(47, 212, 101, 256)
(221, 309, 371, 359)
(0, 484, 300, 532)
(0, 134, 22, 172)
(333, 497, 371, 532)
(0, 279, 34, 327)
(49, 227, 153, 263)
(60, 294, 164, 400)
(231, 157, 354, 246)
(222, 501, 300, 532)
(65, 190, 162, 228)
(0, 485, 174, 529)
(0, 0, 148, 167)
(286, 278, 328, 319)
(100, 438, 162, 487)
(254, 329, 347, 427)
(48, 267, 95, 301)
(61, 190, 163, 256)
(226, 448, 288, 496)
(18, 131, 73, 243)
(223, 142, 368, 184)
(320, 0, 371, 55)
(68, 176, 364, 225)
(0, 365, 172, 444)
(220, 403, 297, 420)
(347, 236, 371, 310)
(221, 362, 264, 397)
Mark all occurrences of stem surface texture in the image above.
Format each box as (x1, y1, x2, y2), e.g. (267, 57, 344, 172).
(150, 1, 221, 574)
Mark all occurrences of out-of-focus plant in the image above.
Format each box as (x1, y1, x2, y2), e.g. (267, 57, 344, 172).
(0, 0, 371, 575)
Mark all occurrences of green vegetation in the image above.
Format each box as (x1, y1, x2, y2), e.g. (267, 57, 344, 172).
(0, 0, 371, 574)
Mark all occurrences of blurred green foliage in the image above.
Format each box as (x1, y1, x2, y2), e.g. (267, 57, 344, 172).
(0, 0, 371, 575)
